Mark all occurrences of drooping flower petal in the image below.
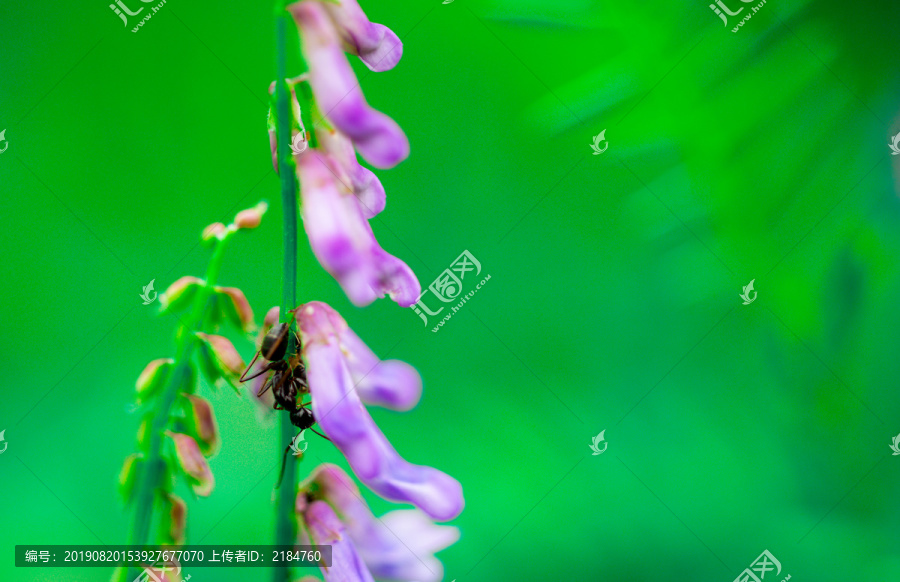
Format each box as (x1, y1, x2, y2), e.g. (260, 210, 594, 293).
(303, 500, 375, 582)
(319, 0, 403, 72)
(299, 305, 464, 521)
(300, 302, 420, 409)
(366, 510, 458, 582)
(317, 127, 386, 219)
(183, 394, 220, 456)
(289, 1, 409, 169)
(297, 152, 420, 307)
(167, 432, 214, 497)
(269, 76, 386, 217)
(306, 465, 458, 582)
(339, 325, 421, 411)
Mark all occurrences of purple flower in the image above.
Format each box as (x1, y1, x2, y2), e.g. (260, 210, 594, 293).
(304, 464, 459, 582)
(317, 0, 403, 72)
(300, 499, 375, 582)
(297, 151, 419, 307)
(267, 78, 386, 219)
(298, 302, 464, 521)
(288, 1, 409, 169)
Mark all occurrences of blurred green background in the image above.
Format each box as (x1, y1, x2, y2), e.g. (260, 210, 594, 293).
(2, 0, 900, 580)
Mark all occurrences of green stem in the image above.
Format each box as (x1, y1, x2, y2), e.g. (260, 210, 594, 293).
(274, 7, 300, 582)
(127, 232, 234, 579)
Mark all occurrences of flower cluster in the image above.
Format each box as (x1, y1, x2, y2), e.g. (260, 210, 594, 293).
(258, 2, 463, 580)
(298, 465, 459, 582)
(268, 0, 420, 308)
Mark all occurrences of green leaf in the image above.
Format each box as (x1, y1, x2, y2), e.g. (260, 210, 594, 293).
(159, 276, 205, 315)
(117, 454, 142, 505)
(135, 358, 173, 405)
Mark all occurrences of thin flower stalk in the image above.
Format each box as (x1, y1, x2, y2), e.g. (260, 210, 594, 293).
(119, 205, 266, 582)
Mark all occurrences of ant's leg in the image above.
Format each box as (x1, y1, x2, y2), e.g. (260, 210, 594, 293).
(257, 376, 277, 398)
(239, 351, 261, 383)
(275, 443, 295, 489)
(244, 359, 278, 383)
(309, 427, 331, 442)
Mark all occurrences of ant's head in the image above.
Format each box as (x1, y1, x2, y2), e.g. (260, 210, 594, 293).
(290, 407, 315, 431)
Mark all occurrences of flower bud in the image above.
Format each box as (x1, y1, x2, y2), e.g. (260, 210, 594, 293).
(167, 432, 214, 497)
(183, 394, 220, 456)
(160, 493, 187, 546)
(214, 286, 256, 332)
(202, 222, 227, 241)
(234, 201, 268, 229)
(196, 333, 245, 392)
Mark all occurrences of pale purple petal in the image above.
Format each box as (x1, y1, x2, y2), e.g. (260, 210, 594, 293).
(304, 500, 375, 582)
(320, 0, 403, 72)
(369, 246, 421, 308)
(297, 302, 421, 409)
(338, 325, 422, 411)
(307, 465, 457, 582)
(317, 127, 386, 218)
(300, 307, 464, 521)
(297, 152, 420, 307)
(351, 165, 386, 218)
(368, 510, 459, 582)
(289, 1, 409, 169)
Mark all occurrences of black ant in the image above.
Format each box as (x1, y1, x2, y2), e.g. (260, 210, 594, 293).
(239, 310, 329, 486)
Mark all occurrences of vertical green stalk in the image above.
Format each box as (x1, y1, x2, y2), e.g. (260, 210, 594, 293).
(274, 5, 300, 582)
